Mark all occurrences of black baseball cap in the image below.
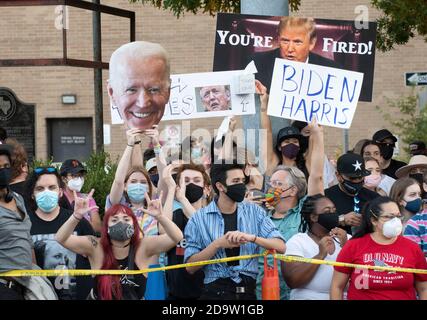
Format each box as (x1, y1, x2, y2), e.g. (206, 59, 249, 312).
(372, 129, 397, 143)
(276, 126, 302, 150)
(60, 159, 86, 176)
(409, 141, 426, 156)
(337, 153, 370, 178)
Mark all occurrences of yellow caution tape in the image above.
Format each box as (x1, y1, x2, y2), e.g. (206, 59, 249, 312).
(1, 251, 426, 277)
(0, 253, 265, 277)
(275, 254, 427, 274)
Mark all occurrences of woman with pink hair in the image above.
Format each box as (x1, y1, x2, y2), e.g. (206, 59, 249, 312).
(55, 192, 183, 300)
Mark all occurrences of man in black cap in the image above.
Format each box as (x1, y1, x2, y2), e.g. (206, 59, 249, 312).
(372, 129, 407, 179)
(409, 141, 427, 157)
(0, 144, 33, 299)
(325, 153, 380, 235)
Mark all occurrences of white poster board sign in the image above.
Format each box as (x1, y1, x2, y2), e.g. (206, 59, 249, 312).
(267, 58, 364, 129)
(111, 70, 256, 124)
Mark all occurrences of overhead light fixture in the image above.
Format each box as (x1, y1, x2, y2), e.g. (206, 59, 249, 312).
(61, 94, 77, 105)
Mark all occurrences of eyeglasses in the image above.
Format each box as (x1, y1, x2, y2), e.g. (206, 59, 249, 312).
(34, 167, 57, 175)
(268, 180, 287, 188)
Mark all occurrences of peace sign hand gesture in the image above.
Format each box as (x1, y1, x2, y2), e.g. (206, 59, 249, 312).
(73, 189, 98, 220)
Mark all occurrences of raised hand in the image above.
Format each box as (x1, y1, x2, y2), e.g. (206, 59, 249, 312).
(143, 125, 160, 146)
(162, 164, 178, 191)
(175, 183, 187, 203)
(228, 116, 237, 133)
(255, 80, 269, 110)
(73, 189, 98, 220)
(126, 128, 143, 146)
(306, 116, 323, 136)
(140, 191, 164, 218)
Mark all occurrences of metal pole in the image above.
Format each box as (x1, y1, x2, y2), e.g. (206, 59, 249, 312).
(240, 0, 289, 166)
(344, 129, 349, 153)
(93, 0, 104, 153)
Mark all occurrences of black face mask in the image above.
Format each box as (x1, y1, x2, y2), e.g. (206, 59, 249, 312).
(342, 179, 364, 195)
(380, 144, 394, 160)
(185, 183, 204, 203)
(150, 174, 159, 188)
(0, 167, 11, 188)
(225, 183, 247, 203)
(317, 213, 340, 231)
(409, 173, 424, 186)
(108, 222, 134, 242)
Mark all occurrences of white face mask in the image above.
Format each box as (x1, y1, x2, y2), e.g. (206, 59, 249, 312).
(67, 177, 84, 192)
(382, 217, 403, 238)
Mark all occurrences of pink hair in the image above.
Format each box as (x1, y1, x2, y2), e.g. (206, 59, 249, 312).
(97, 204, 141, 300)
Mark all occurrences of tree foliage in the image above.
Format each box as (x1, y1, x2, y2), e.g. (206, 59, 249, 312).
(377, 92, 427, 160)
(371, 0, 427, 51)
(129, 0, 301, 17)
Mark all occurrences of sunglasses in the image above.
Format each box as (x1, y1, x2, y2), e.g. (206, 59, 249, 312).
(34, 167, 57, 175)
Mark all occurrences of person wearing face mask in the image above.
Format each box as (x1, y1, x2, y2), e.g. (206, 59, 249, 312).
(184, 162, 286, 300)
(25, 167, 95, 300)
(395, 155, 427, 200)
(390, 177, 423, 226)
(282, 194, 349, 300)
(325, 153, 380, 235)
(361, 141, 396, 194)
(145, 157, 159, 189)
(372, 129, 407, 179)
(331, 196, 427, 300)
(363, 157, 388, 196)
(55, 194, 183, 300)
(59, 159, 101, 234)
(0, 144, 33, 300)
(404, 172, 427, 257)
(161, 163, 212, 300)
(256, 118, 326, 300)
(257, 80, 322, 188)
(108, 129, 158, 237)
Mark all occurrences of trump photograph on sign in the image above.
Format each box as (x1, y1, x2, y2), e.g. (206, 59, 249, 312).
(196, 85, 232, 112)
(213, 13, 376, 101)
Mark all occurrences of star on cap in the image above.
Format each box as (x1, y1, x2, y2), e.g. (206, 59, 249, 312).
(352, 160, 362, 171)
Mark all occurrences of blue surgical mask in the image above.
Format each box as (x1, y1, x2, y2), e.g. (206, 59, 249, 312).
(191, 147, 203, 159)
(404, 198, 422, 214)
(35, 190, 59, 213)
(127, 183, 148, 203)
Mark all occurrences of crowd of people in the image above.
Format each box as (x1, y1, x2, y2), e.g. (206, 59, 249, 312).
(0, 39, 426, 301)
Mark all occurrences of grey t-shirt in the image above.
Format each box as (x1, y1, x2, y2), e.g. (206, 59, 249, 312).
(0, 192, 33, 273)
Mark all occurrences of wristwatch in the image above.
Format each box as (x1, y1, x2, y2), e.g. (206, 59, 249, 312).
(338, 215, 345, 226)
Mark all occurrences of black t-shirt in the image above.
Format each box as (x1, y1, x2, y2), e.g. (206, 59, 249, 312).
(93, 250, 147, 300)
(166, 209, 204, 299)
(9, 181, 26, 197)
(221, 209, 240, 266)
(325, 185, 379, 234)
(382, 159, 407, 179)
(29, 207, 94, 300)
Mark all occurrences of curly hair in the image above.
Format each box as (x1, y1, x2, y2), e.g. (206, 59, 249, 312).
(5, 138, 28, 181)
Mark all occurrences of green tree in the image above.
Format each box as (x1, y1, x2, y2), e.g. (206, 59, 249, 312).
(129, 0, 301, 17)
(131, 0, 427, 51)
(81, 151, 118, 217)
(377, 92, 427, 161)
(372, 0, 427, 51)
